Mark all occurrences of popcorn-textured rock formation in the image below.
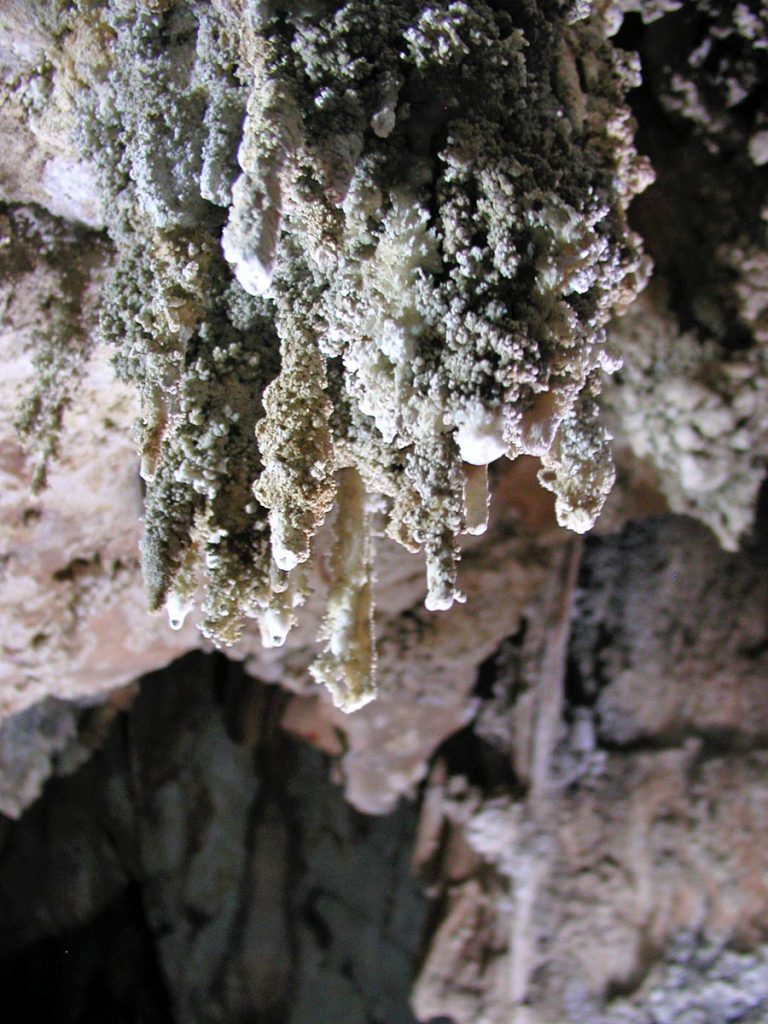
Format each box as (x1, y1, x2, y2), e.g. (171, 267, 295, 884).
(1, 3, 768, 1022)
(3, 0, 653, 710)
(606, 284, 768, 548)
(0, 0, 765, 811)
(603, 0, 768, 548)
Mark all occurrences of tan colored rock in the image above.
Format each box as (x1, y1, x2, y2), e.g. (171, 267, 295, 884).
(0, 255, 562, 815)
(0, 339, 203, 721)
(412, 518, 768, 1024)
(0, 5, 103, 228)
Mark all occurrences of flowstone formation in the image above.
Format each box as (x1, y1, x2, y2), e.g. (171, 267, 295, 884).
(13, 0, 651, 709)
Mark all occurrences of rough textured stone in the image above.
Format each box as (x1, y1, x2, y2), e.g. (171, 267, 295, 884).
(0, 698, 82, 818)
(3, 515, 768, 1023)
(0, 3, 767, 1023)
(0, 337, 203, 722)
(411, 519, 768, 1024)
(0, 656, 428, 1024)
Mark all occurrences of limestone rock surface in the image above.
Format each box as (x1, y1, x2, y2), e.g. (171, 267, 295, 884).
(0, 3, 767, 1023)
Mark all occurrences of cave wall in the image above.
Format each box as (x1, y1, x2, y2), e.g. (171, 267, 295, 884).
(1, 1, 768, 1023)
(0, 654, 428, 1024)
(2, 517, 768, 1023)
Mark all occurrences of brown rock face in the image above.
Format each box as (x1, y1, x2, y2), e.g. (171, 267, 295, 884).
(1, 2, 768, 1023)
(413, 520, 768, 1023)
(2, 519, 768, 1024)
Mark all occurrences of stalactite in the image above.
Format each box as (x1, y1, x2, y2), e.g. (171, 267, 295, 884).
(11, 0, 653, 705)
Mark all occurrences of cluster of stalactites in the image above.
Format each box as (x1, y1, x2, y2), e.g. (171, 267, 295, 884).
(50, 0, 651, 710)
